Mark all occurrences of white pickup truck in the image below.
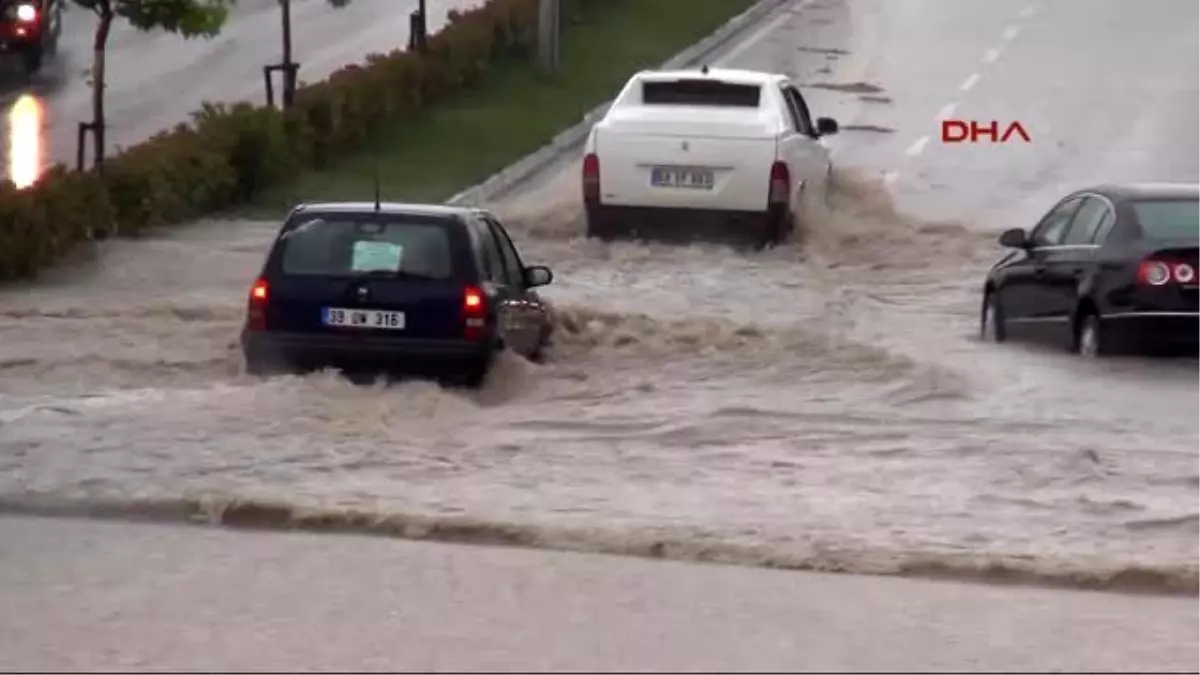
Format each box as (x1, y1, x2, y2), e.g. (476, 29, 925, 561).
(581, 67, 839, 247)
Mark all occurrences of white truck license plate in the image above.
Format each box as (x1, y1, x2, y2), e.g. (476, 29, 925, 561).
(650, 165, 714, 190)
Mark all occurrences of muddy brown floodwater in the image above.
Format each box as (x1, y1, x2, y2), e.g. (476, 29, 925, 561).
(0, 167, 1195, 594)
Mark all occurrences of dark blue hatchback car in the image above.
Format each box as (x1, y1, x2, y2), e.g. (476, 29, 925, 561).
(240, 202, 555, 386)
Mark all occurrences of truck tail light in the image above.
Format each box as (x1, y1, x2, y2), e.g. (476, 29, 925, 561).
(768, 161, 790, 205)
(582, 153, 601, 204)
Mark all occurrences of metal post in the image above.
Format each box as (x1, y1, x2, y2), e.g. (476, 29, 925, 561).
(263, 65, 276, 108)
(409, 0, 427, 54)
(551, 0, 560, 69)
(76, 122, 93, 171)
(537, 0, 560, 73)
(264, 62, 301, 109)
(421, 0, 427, 53)
(282, 62, 298, 108)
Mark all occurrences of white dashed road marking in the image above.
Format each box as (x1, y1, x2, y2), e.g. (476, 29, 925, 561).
(860, 1, 1042, 190)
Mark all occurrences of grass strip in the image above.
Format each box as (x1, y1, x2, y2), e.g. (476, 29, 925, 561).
(240, 0, 758, 215)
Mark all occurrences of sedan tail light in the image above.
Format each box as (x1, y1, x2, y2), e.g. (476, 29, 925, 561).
(1137, 257, 1195, 286)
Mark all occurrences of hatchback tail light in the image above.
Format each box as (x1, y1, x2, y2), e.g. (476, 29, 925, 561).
(1138, 258, 1196, 286)
(246, 278, 269, 331)
(582, 153, 600, 204)
(462, 284, 488, 341)
(768, 161, 790, 206)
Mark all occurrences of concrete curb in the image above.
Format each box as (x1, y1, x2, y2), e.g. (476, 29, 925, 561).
(445, 0, 795, 207)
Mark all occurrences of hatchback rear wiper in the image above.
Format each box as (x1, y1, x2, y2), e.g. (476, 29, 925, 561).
(357, 269, 442, 280)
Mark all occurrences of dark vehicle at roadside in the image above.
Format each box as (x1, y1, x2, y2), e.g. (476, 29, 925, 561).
(979, 181, 1200, 355)
(981, 182, 1198, 357)
(1, 0, 61, 76)
(240, 202, 556, 386)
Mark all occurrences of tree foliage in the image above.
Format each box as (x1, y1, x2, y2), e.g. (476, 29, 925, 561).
(71, 0, 234, 36)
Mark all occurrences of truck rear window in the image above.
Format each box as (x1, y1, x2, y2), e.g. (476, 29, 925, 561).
(641, 79, 761, 107)
(278, 216, 456, 279)
(1131, 199, 1199, 241)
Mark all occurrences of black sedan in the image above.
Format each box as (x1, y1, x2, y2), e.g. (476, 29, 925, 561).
(240, 201, 556, 386)
(980, 182, 1198, 357)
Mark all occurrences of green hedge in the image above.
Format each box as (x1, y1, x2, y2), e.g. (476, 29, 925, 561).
(0, 0, 601, 281)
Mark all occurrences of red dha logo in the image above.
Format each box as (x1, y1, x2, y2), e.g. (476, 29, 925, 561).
(941, 120, 1031, 144)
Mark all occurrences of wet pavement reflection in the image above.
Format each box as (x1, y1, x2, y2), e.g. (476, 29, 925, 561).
(7, 93, 44, 188)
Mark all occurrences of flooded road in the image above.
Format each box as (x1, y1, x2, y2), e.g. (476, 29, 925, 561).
(0, 0, 484, 185)
(2, 167, 1195, 591)
(0, 0, 1197, 616)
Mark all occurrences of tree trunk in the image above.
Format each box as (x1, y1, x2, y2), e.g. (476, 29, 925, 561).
(91, 5, 114, 170)
(280, 0, 293, 65)
(280, 0, 295, 107)
(537, 0, 560, 73)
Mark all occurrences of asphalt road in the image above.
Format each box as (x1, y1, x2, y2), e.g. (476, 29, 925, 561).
(0, 0, 483, 186)
(2, 515, 1196, 673)
(849, 0, 1200, 223)
(0, 0, 1197, 670)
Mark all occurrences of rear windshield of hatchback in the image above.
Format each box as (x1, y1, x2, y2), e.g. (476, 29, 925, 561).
(1131, 199, 1199, 242)
(278, 215, 456, 279)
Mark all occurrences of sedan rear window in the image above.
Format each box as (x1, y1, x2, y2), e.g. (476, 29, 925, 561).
(278, 216, 455, 279)
(641, 79, 761, 107)
(1131, 199, 1199, 241)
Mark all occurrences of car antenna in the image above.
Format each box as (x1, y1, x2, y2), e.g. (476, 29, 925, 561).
(701, 64, 709, 75)
(372, 152, 382, 213)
